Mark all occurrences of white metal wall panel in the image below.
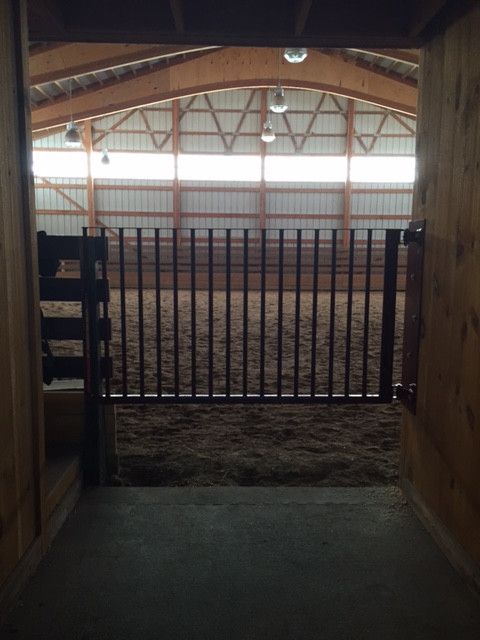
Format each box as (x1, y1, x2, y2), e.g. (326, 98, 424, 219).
(36, 213, 89, 235)
(34, 131, 66, 149)
(351, 192, 413, 216)
(205, 89, 260, 110)
(34, 177, 87, 212)
(180, 135, 228, 153)
(181, 217, 257, 241)
(353, 110, 416, 155)
(266, 190, 343, 217)
(181, 189, 258, 216)
(94, 180, 172, 213)
(96, 214, 172, 229)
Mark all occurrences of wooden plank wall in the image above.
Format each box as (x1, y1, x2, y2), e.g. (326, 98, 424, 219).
(0, 0, 45, 593)
(400, 4, 480, 569)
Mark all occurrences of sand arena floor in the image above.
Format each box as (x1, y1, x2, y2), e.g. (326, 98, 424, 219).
(45, 289, 404, 486)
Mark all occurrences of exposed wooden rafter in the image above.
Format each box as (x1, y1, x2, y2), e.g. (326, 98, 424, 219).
(31, 47, 417, 131)
(29, 43, 219, 85)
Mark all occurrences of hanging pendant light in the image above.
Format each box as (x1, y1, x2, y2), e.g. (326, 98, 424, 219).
(64, 121, 82, 148)
(64, 78, 83, 148)
(284, 47, 308, 63)
(261, 120, 276, 143)
(101, 148, 110, 165)
(270, 83, 288, 113)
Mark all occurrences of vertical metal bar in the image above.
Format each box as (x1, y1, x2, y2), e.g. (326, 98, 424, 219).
(277, 229, 284, 398)
(362, 229, 373, 397)
(100, 227, 110, 398)
(225, 229, 231, 398)
(259, 228, 267, 397)
(154, 228, 162, 398)
(118, 228, 128, 397)
(242, 229, 249, 397)
(81, 228, 105, 485)
(379, 229, 400, 401)
(328, 229, 337, 398)
(310, 229, 320, 397)
(344, 229, 355, 396)
(208, 228, 214, 398)
(137, 228, 145, 397)
(173, 228, 180, 397)
(190, 228, 197, 397)
(293, 229, 302, 397)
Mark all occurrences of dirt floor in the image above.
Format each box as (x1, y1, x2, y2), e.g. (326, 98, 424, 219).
(44, 289, 404, 487)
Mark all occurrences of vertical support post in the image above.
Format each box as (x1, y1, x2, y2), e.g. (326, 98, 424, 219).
(81, 229, 106, 485)
(379, 229, 400, 402)
(172, 99, 181, 238)
(84, 118, 96, 234)
(259, 89, 267, 231)
(343, 99, 354, 249)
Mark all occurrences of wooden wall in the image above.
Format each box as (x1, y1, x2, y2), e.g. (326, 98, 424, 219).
(400, 4, 480, 572)
(0, 0, 45, 594)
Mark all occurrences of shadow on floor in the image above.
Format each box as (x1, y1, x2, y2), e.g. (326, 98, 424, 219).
(2, 487, 480, 640)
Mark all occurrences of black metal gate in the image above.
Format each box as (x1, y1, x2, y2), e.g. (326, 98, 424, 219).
(81, 226, 408, 406)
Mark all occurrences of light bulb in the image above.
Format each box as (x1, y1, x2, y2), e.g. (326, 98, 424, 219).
(283, 47, 308, 63)
(261, 121, 276, 143)
(101, 148, 110, 165)
(270, 84, 288, 113)
(64, 121, 82, 148)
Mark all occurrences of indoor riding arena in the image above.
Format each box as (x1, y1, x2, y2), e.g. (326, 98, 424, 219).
(36, 88, 413, 487)
(2, 1, 480, 638)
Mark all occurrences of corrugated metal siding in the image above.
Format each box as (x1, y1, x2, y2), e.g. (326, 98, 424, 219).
(94, 180, 172, 212)
(353, 107, 416, 155)
(93, 108, 173, 152)
(267, 187, 343, 218)
(34, 131, 66, 149)
(181, 189, 258, 218)
(36, 213, 89, 235)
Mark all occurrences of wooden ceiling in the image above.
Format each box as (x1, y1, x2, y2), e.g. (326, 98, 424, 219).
(29, 46, 419, 131)
(27, 0, 474, 48)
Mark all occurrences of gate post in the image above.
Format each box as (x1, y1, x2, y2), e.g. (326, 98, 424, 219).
(81, 229, 107, 485)
(379, 229, 401, 402)
(395, 219, 426, 413)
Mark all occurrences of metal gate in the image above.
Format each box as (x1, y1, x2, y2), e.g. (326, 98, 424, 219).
(81, 226, 413, 407)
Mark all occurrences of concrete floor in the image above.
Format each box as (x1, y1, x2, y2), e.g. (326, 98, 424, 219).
(2, 487, 480, 640)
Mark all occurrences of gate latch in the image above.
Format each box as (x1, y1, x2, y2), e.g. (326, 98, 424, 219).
(394, 383, 417, 412)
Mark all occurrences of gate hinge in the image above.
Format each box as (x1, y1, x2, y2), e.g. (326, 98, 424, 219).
(402, 227, 424, 246)
(394, 383, 417, 413)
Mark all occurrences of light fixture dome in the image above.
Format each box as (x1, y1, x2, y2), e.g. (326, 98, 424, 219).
(283, 47, 308, 63)
(270, 84, 288, 113)
(101, 148, 110, 165)
(261, 120, 276, 143)
(64, 121, 82, 148)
